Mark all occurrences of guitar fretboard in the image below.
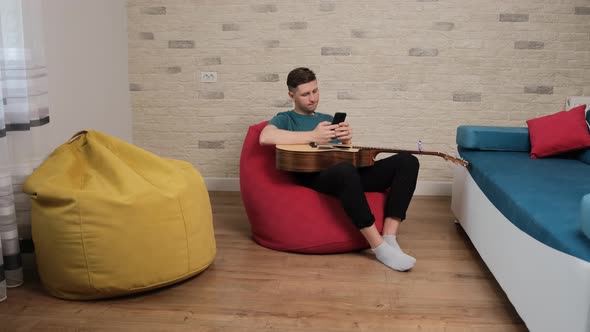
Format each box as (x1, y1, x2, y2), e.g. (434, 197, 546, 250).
(353, 145, 440, 156)
(309, 142, 468, 166)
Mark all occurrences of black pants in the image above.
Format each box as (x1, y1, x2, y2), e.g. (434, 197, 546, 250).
(294, 153, 419, 229)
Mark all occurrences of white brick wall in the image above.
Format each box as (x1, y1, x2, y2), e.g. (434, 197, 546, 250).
(127, 0, 590, 186)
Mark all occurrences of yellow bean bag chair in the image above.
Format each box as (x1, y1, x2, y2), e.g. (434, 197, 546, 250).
(23, 130, 216, 300)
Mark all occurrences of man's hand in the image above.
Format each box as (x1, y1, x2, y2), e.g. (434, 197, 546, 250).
(334, 122, 353, 144)
(312, 121, 340, 143)
(311, 121, 353, 144)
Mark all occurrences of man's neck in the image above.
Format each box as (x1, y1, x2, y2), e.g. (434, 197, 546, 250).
(293, 109, 315, 116)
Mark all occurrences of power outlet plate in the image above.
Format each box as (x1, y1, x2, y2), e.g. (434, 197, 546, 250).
(200, 71, 217, 83)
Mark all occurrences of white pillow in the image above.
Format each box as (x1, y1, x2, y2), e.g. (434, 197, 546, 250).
(566, 96, 590, 109)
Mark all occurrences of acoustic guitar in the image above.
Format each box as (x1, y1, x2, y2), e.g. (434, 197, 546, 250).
(275, 143, 469, 173)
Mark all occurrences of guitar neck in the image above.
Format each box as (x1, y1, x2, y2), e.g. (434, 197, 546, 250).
(353, 145, 442, 156)
(352, 145, 468, 166)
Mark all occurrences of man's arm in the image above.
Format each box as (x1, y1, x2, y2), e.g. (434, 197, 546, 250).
(259, 121, 341, 145)
(259, 125, 314, 145)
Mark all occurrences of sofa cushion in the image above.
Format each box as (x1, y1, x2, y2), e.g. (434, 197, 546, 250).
(581, 194, 590, 240)
(578, 149, 590, 165)
(459, 148, 590, 262)
(456, 126, 530, 151)
(526, 105, 590, 159)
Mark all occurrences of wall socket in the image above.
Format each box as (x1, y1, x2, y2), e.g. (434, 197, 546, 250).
(200, 71, 217, 83)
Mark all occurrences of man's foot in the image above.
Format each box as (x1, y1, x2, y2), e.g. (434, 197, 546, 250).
(383, 234, 404, 251)
(372, 241, 416, 272)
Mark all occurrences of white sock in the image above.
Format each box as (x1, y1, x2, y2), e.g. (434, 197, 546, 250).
(372, 241, 416, 272)
(383, 234, 402, 250)
(383, 234, 416, 264)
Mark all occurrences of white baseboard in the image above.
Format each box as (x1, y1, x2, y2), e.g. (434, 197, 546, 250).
(204, 177, 451, 196)
(204, 177, 241, 191)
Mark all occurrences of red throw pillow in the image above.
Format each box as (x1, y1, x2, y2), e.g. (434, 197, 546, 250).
(526, 104, 590, 158)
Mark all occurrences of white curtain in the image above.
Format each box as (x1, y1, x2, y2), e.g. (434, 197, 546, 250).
(0, 0, 51, 301)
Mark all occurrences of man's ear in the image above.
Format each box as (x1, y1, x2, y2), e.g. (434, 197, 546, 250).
(288, 91, 294, 100)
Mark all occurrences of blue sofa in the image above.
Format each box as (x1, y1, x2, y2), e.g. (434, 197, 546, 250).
(451, 125, 590, 332)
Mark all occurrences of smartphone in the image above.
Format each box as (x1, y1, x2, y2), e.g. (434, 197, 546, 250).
(331, 112, 347, 125)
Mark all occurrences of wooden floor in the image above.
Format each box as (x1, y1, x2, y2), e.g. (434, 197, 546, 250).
(0, 192, 527, 332)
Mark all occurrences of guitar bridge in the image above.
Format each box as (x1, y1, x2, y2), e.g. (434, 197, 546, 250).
(314, 144, 352, 150)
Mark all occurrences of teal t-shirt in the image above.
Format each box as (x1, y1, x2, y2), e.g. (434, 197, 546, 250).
(268, 110, 333, 132)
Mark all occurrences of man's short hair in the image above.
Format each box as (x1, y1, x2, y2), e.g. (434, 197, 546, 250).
(287, 67, 316, 92)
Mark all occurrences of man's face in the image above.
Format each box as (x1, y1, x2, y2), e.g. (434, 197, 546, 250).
(289, 80, 319, 114)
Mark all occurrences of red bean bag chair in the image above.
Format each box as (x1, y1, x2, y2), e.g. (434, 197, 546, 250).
(239, 121, 386, 253)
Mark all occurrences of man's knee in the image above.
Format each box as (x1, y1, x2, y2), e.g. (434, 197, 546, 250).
(398, 153, 420, 173)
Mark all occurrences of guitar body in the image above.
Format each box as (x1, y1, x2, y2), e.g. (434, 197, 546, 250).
(276, 144, 468, 172)
(276, 145, 376, 172)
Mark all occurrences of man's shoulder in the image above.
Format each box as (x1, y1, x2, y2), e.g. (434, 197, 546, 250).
(268, 111, 293, 129)
(273, 110, 293, 117)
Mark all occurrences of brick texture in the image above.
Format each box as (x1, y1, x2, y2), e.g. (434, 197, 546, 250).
(514, 41, 545, 49)
(127, 0, 590, 182)
(499, 13, 529, 22)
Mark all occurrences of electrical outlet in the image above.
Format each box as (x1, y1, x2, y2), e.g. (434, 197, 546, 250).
(200, 71, 217, 83)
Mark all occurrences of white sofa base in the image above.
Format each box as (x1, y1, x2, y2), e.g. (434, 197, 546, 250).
(451, 165, 590, 332)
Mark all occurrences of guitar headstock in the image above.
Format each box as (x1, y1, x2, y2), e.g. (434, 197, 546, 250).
(442, 154, 469, 167)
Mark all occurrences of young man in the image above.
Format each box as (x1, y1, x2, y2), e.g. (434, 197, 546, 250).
(259, 67, 419, 272)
